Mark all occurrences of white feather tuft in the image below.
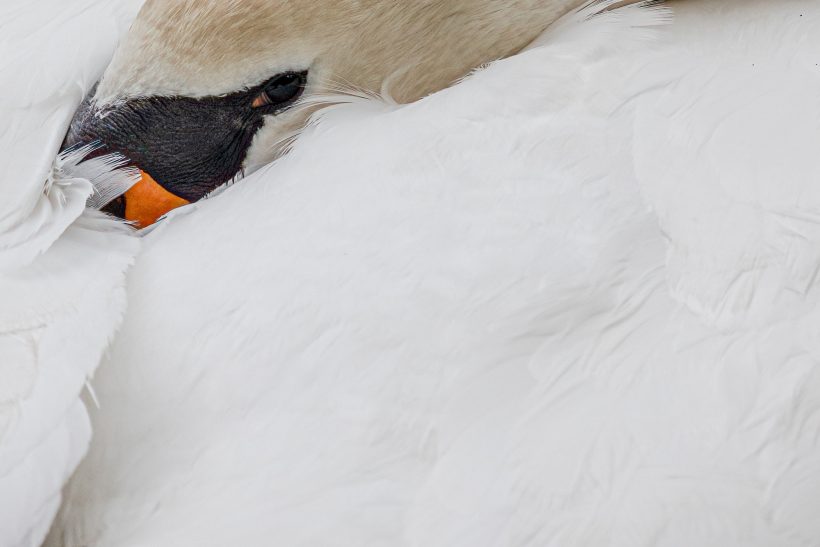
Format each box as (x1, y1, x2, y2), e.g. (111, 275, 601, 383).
(54, 144, 141, 211)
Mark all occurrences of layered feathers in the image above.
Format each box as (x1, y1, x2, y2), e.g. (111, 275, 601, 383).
(47, 1, 820, 546)
(0, 2, 141, 545)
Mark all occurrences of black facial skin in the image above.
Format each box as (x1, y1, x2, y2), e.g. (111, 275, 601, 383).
(62, 71, 307, 214)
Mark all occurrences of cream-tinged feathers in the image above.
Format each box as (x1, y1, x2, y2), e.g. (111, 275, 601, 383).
(97, 0, 586, 103)
(95, 0, 586, 169)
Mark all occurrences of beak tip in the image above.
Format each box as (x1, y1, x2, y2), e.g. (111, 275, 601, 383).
(124, 170, 190, 228)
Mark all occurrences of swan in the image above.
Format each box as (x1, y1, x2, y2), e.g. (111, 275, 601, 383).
(0, 0, 589, 543)
(61, 0, 586, 227)
(0, 0, 818, 545)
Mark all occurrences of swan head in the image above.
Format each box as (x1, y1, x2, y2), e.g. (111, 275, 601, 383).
(63, 0, 581, 226)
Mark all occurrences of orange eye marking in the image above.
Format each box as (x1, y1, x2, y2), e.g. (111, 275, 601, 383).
(124, 170, 190, 228)
(252, 93, 269, 108)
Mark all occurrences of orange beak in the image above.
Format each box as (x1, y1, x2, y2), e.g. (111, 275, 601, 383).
(124, 170, 190, 228)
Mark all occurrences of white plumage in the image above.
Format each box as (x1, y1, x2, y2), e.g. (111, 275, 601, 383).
(0, 2, 141, 545)
(3, 0, 820, 545)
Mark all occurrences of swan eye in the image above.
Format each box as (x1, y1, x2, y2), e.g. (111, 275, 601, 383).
(252, 72, 307, 110)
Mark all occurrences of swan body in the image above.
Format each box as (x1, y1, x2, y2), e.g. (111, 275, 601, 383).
(1, 0, 819, 545)
(46, 0, 820, 545)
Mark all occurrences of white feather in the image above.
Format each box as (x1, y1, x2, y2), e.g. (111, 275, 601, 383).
(0, 2, 142, 546)
(56, 144, 141, 212)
